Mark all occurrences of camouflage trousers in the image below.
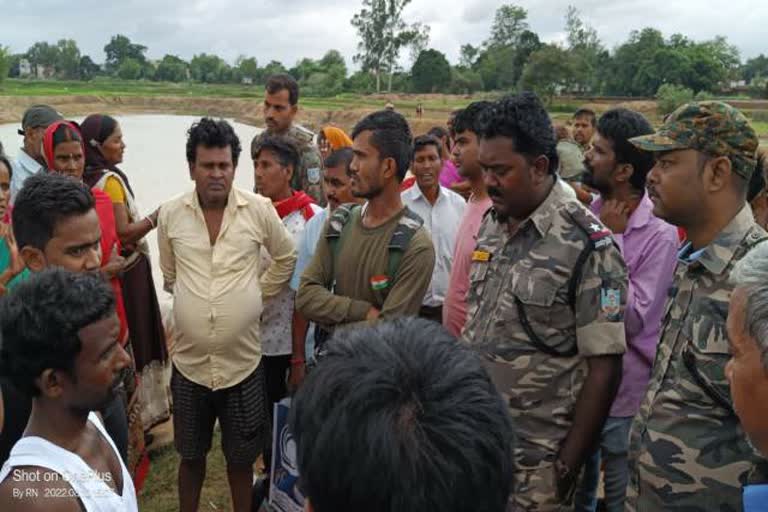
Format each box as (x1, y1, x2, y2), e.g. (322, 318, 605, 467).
(508, 465, 575, 511)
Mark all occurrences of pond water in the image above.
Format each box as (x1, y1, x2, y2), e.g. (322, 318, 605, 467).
(0, 114, 263, 302)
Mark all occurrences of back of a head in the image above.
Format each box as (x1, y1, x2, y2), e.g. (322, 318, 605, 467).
(0, 268, 115, 397)
(323, 147, 354, 171)
(289, 317, 514, 512)
(12, 173, 95, 252)
(597, 108, 655, 191)
(351, 110, 413, 182)
(266, 74, 300, 106)
(427, 126, 449, 141)
(185, 117, 242, 166)
(453, 101, 493, 136)
(478, 92, 559, 174)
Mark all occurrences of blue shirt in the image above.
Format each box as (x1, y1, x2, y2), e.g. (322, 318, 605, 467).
(290, 207, 329, 291)
(10, 149, 44, 205)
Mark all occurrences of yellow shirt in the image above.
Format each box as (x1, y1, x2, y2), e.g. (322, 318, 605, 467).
(103, 176, 126, 204)
(157, 187, 297, 390)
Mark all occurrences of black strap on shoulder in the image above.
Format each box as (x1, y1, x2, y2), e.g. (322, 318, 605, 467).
(567, 244, 595, 311)
(325, 203, 360, 290)
(385, 207, 424, 281)
(682, 349, 734, 414)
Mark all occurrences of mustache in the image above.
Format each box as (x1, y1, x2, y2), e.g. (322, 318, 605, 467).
(487, 186, 502, 198)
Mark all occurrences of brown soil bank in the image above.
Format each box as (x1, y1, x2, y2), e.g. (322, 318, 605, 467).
(0, 95, 422, 134)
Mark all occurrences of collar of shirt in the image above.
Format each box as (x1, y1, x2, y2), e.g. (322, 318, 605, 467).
(525, 178, 572, 238)
(16, 149, 43, 174)
(402, 183, 445, 206)
(183, 186, 248, 215)
(681, 204, 759, 275)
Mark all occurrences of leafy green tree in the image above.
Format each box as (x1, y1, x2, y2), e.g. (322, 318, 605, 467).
(743, 54, 768, 84)
(564, 6, 604, 93)
(56, 39, 81, 79)
(450, 66, 484, 94)
(262, 60, 287, 80)
(155, 55, 188, 82)
(236, 56, 259, 82)
(104, 35, 147, 74)
(411, 49, 451, 93)
(189, 53, 232, 83)
(345, 70, 376, 93)
(116, 58, 142, 80)
(488, 4, 529, 48)
(519, 45, 576, 103)
(460, 44, 479, 68)
(351, 0, 430, 92)
(78, 56, 100, 80)
(656, 83, 694, 114)
(0, 47, 10, 82)
(26, 42, 60, 78)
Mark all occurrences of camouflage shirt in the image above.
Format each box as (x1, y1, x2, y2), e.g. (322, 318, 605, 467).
(461, 179, 627, 471)
(627, 205, 768, 512)
(253, 124, 325, 206)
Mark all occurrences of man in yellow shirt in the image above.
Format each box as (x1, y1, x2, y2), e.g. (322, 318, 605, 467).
(157, 118, 296, 512)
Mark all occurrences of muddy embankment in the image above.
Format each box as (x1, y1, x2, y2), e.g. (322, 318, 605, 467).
(0, 95, 444, 135)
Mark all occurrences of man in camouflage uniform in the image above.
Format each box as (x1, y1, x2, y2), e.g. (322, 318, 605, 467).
(460, 92, 628, 511)
(626, 101, 768, 511)
(252, 74, 325, 205)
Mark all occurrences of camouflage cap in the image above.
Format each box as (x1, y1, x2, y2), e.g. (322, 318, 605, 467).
(629, 101, 758, 179)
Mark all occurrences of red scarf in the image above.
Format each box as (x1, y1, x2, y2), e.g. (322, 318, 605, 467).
(42, 120, 85, 168)
(274, 191, 316, 221)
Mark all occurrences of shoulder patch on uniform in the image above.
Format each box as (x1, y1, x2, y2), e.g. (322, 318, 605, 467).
(307, 167, 321, 184)
(565, 203, 613, 250)
(292, 125, 315, 142)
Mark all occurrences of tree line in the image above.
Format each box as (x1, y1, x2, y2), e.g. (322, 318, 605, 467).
(0, 2, 767, 100)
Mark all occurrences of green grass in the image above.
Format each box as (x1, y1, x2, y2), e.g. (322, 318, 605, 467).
(138, 429, 234, 512)
(0, 78, 265, 98)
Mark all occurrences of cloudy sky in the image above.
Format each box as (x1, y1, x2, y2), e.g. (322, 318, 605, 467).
(1, 0, 766, 69)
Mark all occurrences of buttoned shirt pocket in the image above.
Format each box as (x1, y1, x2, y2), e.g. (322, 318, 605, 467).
(468, 261, 490, 300)
(510, 269, 576, 357)
(680, 296, 733, 413)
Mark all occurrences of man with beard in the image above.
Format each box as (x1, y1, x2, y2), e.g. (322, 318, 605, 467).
(252, 74, 325, 206)
(574, 108, 679, 512)
(0, 269, 138, 511)
(296, 110, 435, 350)
(626, 101, 768, 511)
(461, 93, 628, 511)
(443, 101, 493, 337)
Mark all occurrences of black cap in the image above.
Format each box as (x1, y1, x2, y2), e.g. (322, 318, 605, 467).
(18, 105, 63, 135)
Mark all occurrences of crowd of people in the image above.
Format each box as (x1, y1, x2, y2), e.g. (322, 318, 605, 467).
(0, 71, 766, 512)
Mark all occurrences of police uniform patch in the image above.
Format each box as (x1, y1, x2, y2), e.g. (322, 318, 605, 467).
(601, 288, 621, 320)
(307, 167, 321, 184)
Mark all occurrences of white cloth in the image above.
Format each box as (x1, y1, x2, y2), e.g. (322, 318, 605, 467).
(10, 149, 44, 204)
(0, 412, 138, 512)
(402, 185, 466, 307)
(260, 205, 323, 356)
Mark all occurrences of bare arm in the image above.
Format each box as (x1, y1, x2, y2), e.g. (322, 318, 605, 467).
(113, 203, 158, 247)
(288, 308, 310, 392)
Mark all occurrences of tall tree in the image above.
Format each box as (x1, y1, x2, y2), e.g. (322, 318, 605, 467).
(56, 39, 81, 79)
(744, 54, 768, 83)
(236, 56, 259, 82)
(487, 4, 529, 48)
(26, 42, 60, 78)
(189, 53, 229, 83)
(263, 60, 287, 79)
(411, 49, 451, 93)
(155, 54, 189, 82)
(460, 44, 479, 68)
(351, 0, 430, 92)
(104, 34, 147, 74)
(520, 44, 576, 103)
(78, 55, 100, 81)
(0, 47, 10, 82)
(564, 6, 604, 93)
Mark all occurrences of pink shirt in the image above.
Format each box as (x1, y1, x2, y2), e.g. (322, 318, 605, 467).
(443, 194, 492, 337)
(439, 160, 462, 188)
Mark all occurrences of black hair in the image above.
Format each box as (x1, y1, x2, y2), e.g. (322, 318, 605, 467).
(453, 101, 493, 135)
(478, 92, 559, 174)
(412, 134, 442, 159)
(0, 154, 12, 179)
(252, 134, 300, 172)
(0, 268, 116, 397)
(266, 74, 300, 106)
(185, 117, 242, 167)
(351, 110, 413, 182)
(596, 108, 656, 192)
(427, 126, 449, 140)
(289, 317, 514, 512)
(323, 147, 354, 171)
(12, 173, 95, 251)
(748, 152, 767, 202)
(573, 108, 597, 126)
(52, 123, 83, 148)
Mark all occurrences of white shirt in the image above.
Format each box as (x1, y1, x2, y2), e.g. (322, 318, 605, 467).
(0, 412, 138, 512)
(260, 205, 323, 356)
(402, 185, 466, 307)
(10, 149, 44, 204)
